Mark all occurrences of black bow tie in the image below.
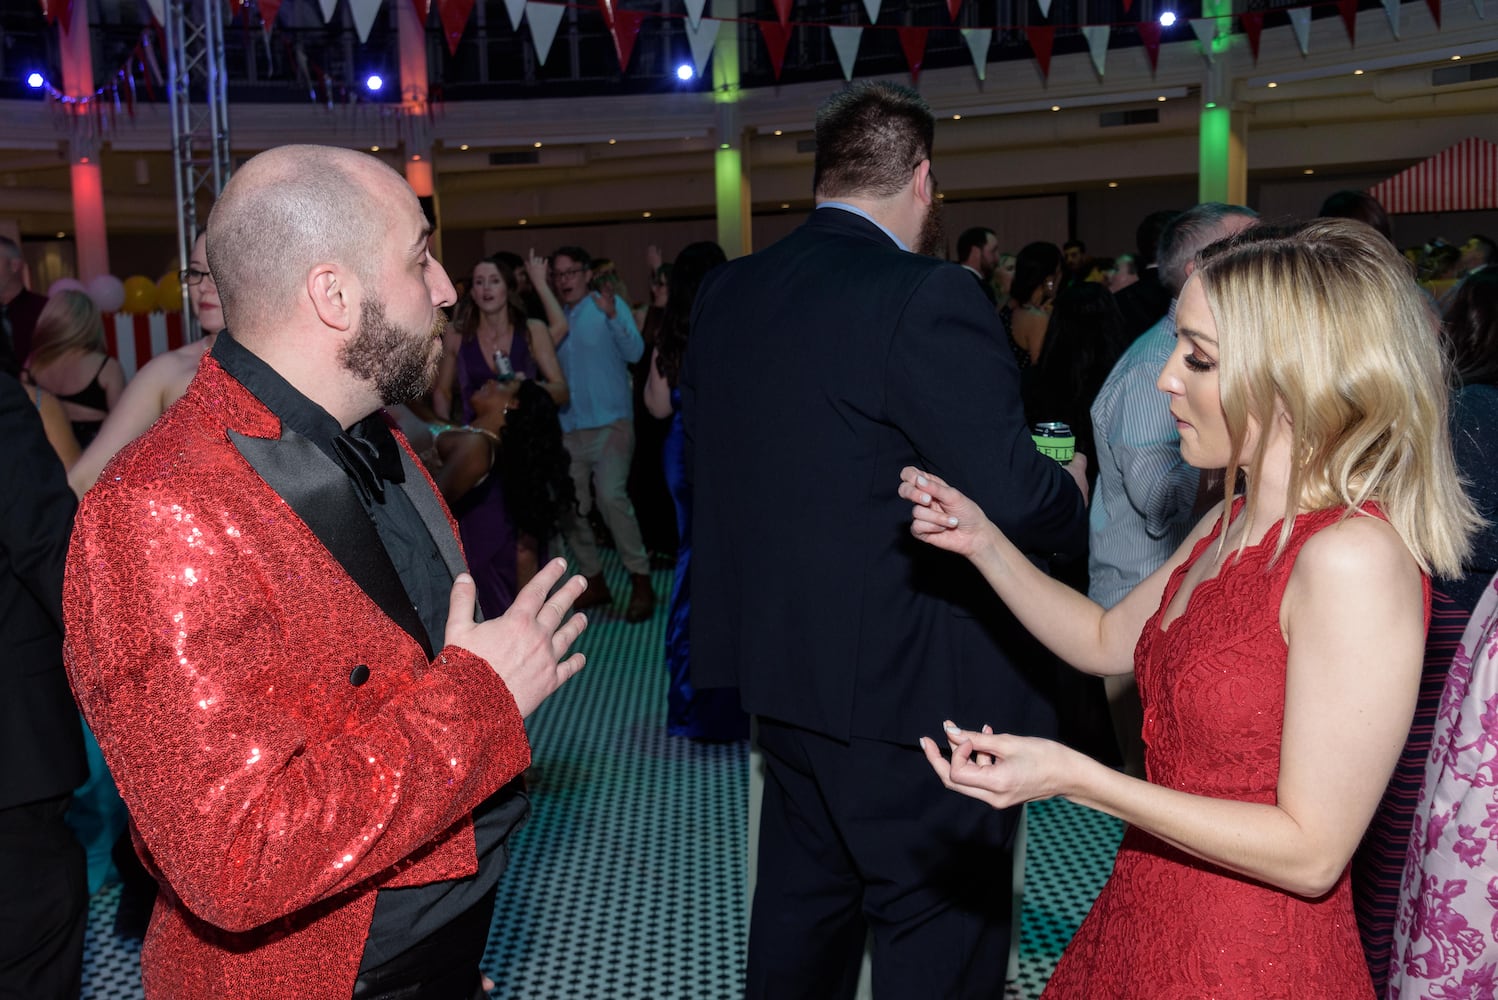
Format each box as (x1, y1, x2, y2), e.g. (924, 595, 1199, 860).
(331, 418, 405, 506)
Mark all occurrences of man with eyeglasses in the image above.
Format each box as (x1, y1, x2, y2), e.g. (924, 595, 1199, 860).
(548, 246, 655, 623)
(0, 235, 48, 375)
(67, 232, 228, 496)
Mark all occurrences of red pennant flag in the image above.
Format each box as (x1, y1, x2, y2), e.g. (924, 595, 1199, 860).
(773, 0, 792, 26)
(946, 0, 962, 20)
(439, 0, 476, 54)
(1025, 25, 1055, 78)
(897, 26, 929, 82)
(1137, 21, 1161, 71)
(759, 21, 792, 81)
(1425, 0, 1440, 26)
(1337, 0, 1357, 44)
(258, 0, 283, 31)
(1121, 0, 1133, 12)
(608, 9, 645, 69)
(411, 0, 430, 25)
(1239, 11, 1262, 62)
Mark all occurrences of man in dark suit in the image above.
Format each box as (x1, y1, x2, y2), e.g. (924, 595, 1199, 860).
(0, 237, 48, 373)
(955, 226, 999, 305)
(684, 82, 1087, 999)
(0, 371, 89, 999)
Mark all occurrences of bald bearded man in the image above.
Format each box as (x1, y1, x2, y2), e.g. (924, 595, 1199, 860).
(62, 145, 589, 1000)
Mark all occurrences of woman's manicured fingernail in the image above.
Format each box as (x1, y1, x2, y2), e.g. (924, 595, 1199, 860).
(916, 476, 927, 486)
(947, 517, 959, 527)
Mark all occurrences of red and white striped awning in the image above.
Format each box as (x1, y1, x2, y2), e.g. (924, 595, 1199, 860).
(103, 311, 187, 379)
(1368, 137, 1498, 215)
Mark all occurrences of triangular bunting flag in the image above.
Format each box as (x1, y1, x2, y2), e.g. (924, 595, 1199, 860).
(1081, 25, 1109, 78)
(1338, 0, 1358, 44)
(348, 0, 382, 43)
(897, 26, 929, 82)
(961, 27, 992, 81)
(259, 0, 283, 32)
(1189, 18, 1216, 61)
(1239, 11, 1263, 62)
(1425, 0, 1441, 25)
(318, 0, 338, 23)
(1026, 25, 1055, 78)
(759, 21, 792, 81)
(684, 0, 706, 29)
(608, 9, 645, 69)
(1137, 21, 1162, 70)
(687, 17, 720, 78)
(1037, 0, 1052, 17)
(503, 0, 525, 29)
(829, 26, 862, 81)
(1382, 0, 1401, 36)
(143, 0, 164, 24)
(1288, 7, 1312, 53)
(411, 0, 429, 26)
(526, 1, 564, 63)
(1121, 0, 1132, 12)
(862, 0, 880, 21)
(439, 0, 476, 54)
(773, 0, 792, 26)
(946, 0, 961, 21)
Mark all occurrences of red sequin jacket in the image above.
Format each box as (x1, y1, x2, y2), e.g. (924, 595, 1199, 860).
(63, 355, 531, 999)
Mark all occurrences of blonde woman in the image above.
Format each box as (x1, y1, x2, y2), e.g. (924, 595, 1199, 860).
(24, 290, 124, 448)
(902, 219, 1479, 997)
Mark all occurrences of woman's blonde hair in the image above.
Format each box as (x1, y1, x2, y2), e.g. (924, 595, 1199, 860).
(27, 290, 106, 371)
(1197, 217, 1479, 578)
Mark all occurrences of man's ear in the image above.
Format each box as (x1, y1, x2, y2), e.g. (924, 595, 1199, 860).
(307, 263, 355, 332)
(912, 159, 934, 207)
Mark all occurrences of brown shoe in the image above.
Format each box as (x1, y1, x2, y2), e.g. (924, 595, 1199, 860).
(624, 573, 656, 623)
(572, 573, 612, 611)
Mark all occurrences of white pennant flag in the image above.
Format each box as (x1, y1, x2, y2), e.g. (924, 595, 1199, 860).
(828, 26, 862, 81)
(1190, 18, 1217, 61)
(144, 0, 164, 24)
(504, 0, 526, 30)
(684, 0, 707, 29)
(960, 27, 991, 81)
(1288, 8, 1312, 53)
(1037, 0, 1052, 16)
(319, 0, 338, 23)
(1381, 0, 1402, 36)
(1081, 25, 1109, 78)
(348, 0, 382, 42)
(526, 1, 565, 65)
(687, 18, 720, 78)
(862, 0, 881, 23)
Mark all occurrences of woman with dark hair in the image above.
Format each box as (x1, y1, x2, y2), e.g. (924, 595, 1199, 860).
(1318, 189, 1394, 245)
(1362, 266, 1498, 994)
(431, 251, 569, 617)
(1000, 241, 1063, 369)
(644, 241, 747, 741)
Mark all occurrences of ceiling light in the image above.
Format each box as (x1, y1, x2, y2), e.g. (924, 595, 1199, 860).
(1157, 95, 1167, 102)
(370, 145, 380, 152)
(1050, 105, 1060, 112)
(642, 211, 652, 218)
(1452, 54, 1462, 60)
(773, 129, 783, 136)
(952, 114, 962, 120)
(1353, 69, 1364, 75)
(1108, 181, 1119, 188)
(365, 74, 384, 92)
(56, 231, 66, 238)
(1266, 81, 1278, 88)
(780, 202, 789, 208)
(676, 64, 695, 81)
(720, 143, 730, 149)
(1158, 10, 1177, 26)
(26, 72, 44, 89)
(533, 141, 543, 148)
(1303, 168, 1315, 174)
(460, 143, 469, 150)
(608, 138, 617, 144)
(519, 219, 528, 225)
(411, 154, 421, 161)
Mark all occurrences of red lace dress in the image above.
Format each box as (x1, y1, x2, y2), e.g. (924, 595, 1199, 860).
(1044, 502, 1410, 999)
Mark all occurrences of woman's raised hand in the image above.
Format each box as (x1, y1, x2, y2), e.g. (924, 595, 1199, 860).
(898, 467, 996, 559)
(524, 249, 549, 288)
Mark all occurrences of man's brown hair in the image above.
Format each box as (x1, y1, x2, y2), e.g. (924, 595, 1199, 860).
(812, 82, 934, 201)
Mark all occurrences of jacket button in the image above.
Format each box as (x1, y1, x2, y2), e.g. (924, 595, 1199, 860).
(350, 664, 371, 686)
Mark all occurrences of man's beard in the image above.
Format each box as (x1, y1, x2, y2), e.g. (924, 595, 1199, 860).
(916, 197, 945, 258)
(339, 297, 446, 406)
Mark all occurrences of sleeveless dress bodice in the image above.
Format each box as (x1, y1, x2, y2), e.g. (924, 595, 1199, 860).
(1043, 501, 1413, 999)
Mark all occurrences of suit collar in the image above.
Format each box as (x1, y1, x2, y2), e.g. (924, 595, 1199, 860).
(806, 203, 906, 250)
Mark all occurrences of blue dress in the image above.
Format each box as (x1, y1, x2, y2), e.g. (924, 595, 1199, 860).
(664, 387, 747, 740)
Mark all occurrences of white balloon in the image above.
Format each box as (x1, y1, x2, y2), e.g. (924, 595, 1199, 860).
(87, 274, 127, 313)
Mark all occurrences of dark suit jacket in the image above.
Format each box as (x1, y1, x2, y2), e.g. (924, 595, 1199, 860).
(963, 265, 999, 306)
(0, 372, 87, 810)
(1114, 269, 1172, 342)
(683, 207, 1087, 745)
(4, 287, 49, 368)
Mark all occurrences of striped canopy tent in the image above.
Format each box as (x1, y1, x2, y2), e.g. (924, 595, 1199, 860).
(1368, 138, 1498, 214)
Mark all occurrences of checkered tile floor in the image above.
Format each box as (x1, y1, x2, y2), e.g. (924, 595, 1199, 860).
(78, 552, 1123, 998)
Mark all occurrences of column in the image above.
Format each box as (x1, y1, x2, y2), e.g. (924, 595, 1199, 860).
(397, 0, 441, 260)
(1197, 0, 1247, 206)
(60, 0, 109, 282)
(711, 0, 750, 259)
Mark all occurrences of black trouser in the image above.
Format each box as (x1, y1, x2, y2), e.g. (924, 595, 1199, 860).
(350, 884, 497, 1000)
(749, 719, 1017, 1000)
(0, 795, 86, 1000)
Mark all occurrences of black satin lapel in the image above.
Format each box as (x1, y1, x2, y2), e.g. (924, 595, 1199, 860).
(228, 428, 434, 657)
(394, 448, 480, 621)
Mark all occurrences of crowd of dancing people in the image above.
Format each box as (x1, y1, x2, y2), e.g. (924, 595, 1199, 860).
(3, 79, 1498, 1000)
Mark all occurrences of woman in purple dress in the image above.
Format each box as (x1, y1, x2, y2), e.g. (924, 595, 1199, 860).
(432, 252, 569, 616)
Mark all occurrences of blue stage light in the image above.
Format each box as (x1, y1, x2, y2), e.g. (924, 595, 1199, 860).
(676, 64, 694, 81)
(27, 72, 45, 89)
(1158, 11, 1177, 26)
(365, 74, 384, 92)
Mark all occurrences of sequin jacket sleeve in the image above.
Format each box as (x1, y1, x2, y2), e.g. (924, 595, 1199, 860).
(62, 378, 531, 937)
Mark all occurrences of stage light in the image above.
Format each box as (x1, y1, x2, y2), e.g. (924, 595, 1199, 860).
(676, 64, 694, 81)
(365, 74, 384, 92)
(1159, 10, 1177, 26)
(27, 72, 45, 89)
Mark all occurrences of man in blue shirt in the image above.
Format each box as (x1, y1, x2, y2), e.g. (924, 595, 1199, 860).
(550, 247, 655, 622)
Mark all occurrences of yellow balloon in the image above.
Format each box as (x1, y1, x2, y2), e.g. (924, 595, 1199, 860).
(123, 275, 157, 314)
(156, 273, 184, 312)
